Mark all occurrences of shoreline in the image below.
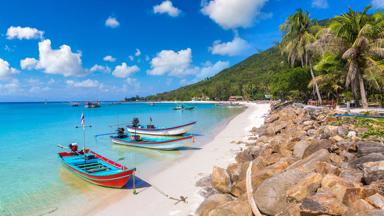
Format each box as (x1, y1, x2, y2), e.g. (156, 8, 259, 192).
(90, 102, 270, 216)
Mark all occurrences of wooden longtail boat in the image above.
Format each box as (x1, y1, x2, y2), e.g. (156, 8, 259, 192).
(111, 135, 195, 150)
(58, 150, 135, 188)
(127, 121, 196, 136)
(173, 105, 195, 110)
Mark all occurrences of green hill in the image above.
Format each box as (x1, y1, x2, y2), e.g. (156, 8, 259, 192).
(146, 46, 312, 101)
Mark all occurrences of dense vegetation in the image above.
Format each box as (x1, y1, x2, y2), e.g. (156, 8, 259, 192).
(147, 6, 384, 107)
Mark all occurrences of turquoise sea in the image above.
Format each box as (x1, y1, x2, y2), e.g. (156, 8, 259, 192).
(0, 102, 243, 216)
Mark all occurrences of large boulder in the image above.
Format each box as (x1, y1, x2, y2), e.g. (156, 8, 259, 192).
(363, 161, 384, 184)
(354, 210, 384, 216)
(211, 166, 231, 193)
(286, 172, 323, 202)
(293, 140, 310, 159)
(253, 149, 330, 215)
(349, 153, 384, 169)
(196, 194, 233, 216)
(207, 199, 252, 216)
(343, 199, 375, 216)
(357, 141, 384, 157)
(302, 139, 332, 159)
(366, 193, 384, 209)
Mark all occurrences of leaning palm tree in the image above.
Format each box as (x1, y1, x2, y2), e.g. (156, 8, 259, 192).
(280, 9, 322, 104)
(329, 6, 384, 109)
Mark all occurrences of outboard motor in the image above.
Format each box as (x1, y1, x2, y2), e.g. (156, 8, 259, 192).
(117, 127, 127, 138)
(69, 143, 78, 153)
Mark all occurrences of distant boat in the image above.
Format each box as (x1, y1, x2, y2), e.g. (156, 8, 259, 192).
(70, 102, 80, 107)
(85, 101, 101, 108)
(58, 148, 135, 188)
(148, 102, 156, 106)
(127, 121, 196, 136)
(173, 105, 195, 110)
(111, 102, 122, 105)
(111, 134, 195, 150)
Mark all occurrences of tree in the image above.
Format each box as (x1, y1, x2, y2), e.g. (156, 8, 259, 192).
(280, 9, 323, 104)
(329, 6, 384, 108)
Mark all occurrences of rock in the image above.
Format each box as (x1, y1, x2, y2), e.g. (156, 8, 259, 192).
(330, 153, 344, 165)
(339, 169, 363, 183)
(211, 166, 231, 193)
(275, 204, 301, 216)
(363, 161, 384, 184)
(196, 194, 234, 216)
(366, 193, 384, 209)
(207, 199, 252, 216)
(226, 162, 244, 183)
(303, 120, 314, 126)
(196, 175, 211, 188)
(331, 135, 344, 142)
(254, 149, 329, 215)
(357, 141, 384, 157)
(306, 129, 317, 136)
(300, 192, 347, 215)
(235, 146, 260, 163)
(337, 126, 349, 136)
(348, 131, 357, 138)
(315, 161, 341, 175)
(343, 199, 375, 216)
(302, 139, 332, 159)
(324, 125, 339, 137)
(321, 174, 357, 189)
(349, 153, 384, 169)
(354, 210, 384, 216)
(293, 140, 310, 159)
(286, 172, 323, 202)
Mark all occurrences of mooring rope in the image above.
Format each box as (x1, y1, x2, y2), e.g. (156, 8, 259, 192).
(135, 176, 188, 205)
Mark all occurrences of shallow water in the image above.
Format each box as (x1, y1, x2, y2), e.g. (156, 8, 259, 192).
(0, 102, 243, 216)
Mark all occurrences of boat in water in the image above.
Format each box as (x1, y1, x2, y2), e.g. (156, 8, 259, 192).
(111, 134, 195, 150)
(173, 105, 195, 110)
(58, 147, 135, 188)
(85, 101, 101, 108)
(127, 121, 196, 136)
(70, 102, 80, 107)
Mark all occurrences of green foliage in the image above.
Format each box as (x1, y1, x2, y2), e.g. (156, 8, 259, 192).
(270, 67, 311, 100)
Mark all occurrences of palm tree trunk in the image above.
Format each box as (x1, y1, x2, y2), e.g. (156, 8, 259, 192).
(358, 74, 368, 109)
(309, 61, 322, 105)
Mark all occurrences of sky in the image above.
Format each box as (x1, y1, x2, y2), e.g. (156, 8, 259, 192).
(0, 0, 379, 102)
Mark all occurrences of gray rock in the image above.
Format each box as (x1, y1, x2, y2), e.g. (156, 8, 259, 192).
(253, 149, 330, 215)
(349, 153, 384, 169)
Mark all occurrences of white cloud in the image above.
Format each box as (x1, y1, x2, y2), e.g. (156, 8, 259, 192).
(20, 57, 38, 70)
(105, 16, 120, 28)
(112, 62, 140, 78)
(27, 78, 50, 93)
(0, 58, 18, 79)
(210, 36, 250, 56)
(148, 48, 192, 76)
(312, 0, 328, 9)
(201, 0, 269, 29)
(372, 0, 384, 8)
(90, 64, 111, 73)
(6, 26, 44, 40)
(126, 77, 141, 90)
(66, 79, 102, 88)
(0, 79, 21, 95)
(153, 1, 181, 17)
(194, 61, 229, 80)
(21, 39, 85, 77)
(103, 55, 116, 62)
(135, 48, 141, 57)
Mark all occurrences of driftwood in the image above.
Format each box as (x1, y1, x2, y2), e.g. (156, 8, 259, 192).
(246, 160, 262, 216)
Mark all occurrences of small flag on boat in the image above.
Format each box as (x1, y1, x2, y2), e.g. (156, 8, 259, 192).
(80, 113, 85, 126)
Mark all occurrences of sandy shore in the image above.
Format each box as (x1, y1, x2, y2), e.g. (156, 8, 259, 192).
(92, 103, 270, 216)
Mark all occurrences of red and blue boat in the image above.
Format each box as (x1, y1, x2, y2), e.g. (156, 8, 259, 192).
(58, 149, 136, 188)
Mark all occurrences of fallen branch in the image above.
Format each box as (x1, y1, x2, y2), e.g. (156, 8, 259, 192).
(246, 160, 262, 216)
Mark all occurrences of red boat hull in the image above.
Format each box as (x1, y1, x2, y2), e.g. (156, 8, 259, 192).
(59, 150, 135, 188)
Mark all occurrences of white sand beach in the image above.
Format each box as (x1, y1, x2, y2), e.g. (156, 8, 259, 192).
(91, 103, 270, 216)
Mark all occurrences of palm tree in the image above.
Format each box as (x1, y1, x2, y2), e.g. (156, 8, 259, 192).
(329, 6, 384, 109)
(280, 9, 323, 104)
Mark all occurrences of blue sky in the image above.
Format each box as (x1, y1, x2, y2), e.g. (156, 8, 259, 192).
(0, 0, 378, 101)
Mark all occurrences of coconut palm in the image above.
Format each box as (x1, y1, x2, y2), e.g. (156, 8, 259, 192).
(329, 6, 384, 108)
(280, 9, 322, 104)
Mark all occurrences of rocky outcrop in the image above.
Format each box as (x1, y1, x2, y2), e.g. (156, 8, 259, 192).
(196, 104, 384, 216)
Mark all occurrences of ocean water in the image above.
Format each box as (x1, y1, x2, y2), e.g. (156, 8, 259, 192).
(0, 102, 243, 216)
